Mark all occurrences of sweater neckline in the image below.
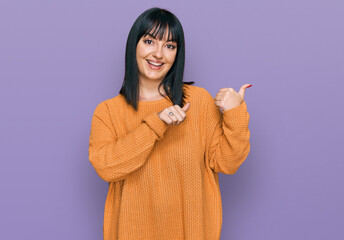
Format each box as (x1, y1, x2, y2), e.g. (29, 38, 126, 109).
(138, 96, 171, 105)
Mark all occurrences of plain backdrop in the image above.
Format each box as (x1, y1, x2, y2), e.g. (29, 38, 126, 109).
(0, 0, 343, 239)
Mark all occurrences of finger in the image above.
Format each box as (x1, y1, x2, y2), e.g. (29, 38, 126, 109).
(174, 105, 187, 121)
(214, 100, 221, 108)
(219, 88, 231, 91)
(214, 93, 224, 101)
(164, 108, 177, 125)
(181, 101, 191, 112)
(215, 90, 229, 101)
(239, 84, 252, 97)
(167, 106, 183, 124)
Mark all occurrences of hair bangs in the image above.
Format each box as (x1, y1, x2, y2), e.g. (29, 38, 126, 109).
(142, 18, 178, 44)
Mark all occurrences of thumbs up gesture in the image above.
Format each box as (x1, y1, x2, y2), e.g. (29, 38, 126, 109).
(158, 102, 191, 125)
(215, 84, 252, 111)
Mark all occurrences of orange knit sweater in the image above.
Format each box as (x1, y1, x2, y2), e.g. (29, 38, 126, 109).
(88, 84, 251, 240)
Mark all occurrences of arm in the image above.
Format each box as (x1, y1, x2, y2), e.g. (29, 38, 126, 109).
(203, 89, 251, 174)
(88, 102, 168, 182)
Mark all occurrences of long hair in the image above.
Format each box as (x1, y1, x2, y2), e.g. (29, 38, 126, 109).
(119, 7, 195, 111)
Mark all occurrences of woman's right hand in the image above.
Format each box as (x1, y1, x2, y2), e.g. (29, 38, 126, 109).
(158, 102, 191, 125)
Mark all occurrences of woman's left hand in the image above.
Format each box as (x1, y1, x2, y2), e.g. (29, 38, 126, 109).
(214, 84, 252, 111)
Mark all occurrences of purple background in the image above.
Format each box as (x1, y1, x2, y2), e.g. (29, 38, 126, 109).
(1, 0, 343, 239)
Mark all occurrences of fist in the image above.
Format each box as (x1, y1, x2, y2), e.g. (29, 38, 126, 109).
(158, 102, 191, 125)
(215, 84, 251, 111)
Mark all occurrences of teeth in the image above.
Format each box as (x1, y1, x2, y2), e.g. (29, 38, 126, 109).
(147, 60, 163, 66)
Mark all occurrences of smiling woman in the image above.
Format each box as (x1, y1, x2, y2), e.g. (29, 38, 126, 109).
(119, 7, 195, 110)
(88, 6, 251, 240)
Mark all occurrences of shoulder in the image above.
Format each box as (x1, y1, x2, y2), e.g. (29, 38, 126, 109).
(92, 95, 122, 116)
(184, 84, 213, 104)
(183, 84, 212, 98)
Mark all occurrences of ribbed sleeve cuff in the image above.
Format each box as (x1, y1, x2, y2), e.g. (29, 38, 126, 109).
(142, 112, 169, 140)
(222, 101, 249, 129)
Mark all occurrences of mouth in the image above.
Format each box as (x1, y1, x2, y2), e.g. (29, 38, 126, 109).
(146, 60, 164, 70)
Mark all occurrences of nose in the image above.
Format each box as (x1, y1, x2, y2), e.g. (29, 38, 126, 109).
(152, 44, 163, 59)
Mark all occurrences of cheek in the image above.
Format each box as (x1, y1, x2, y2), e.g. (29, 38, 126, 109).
(136, 44, 148, 57)
(167, 53, 177, 64)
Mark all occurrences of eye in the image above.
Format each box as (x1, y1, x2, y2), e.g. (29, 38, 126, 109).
(144, 39, 153, 44)
(167, 44, 177, 50)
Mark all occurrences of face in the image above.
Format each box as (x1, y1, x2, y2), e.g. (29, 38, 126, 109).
(136, 27, 177, 83)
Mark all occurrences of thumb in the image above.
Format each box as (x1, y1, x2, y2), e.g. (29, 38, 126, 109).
(182, 101, 191, 112)
(239, 84, 252, 98)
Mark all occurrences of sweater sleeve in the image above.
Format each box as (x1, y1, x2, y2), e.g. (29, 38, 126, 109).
(202, 89, 251, 175)
(88, 102, 169, 182)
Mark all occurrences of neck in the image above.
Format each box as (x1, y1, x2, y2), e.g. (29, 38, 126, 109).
(138, 79, 168, 99)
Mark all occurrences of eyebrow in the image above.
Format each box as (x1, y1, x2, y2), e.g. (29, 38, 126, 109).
(145, 33, 176, 43)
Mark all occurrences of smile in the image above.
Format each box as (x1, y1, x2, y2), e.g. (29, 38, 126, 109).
(147, 60, 164, 66)
(146, 60, 164, 70)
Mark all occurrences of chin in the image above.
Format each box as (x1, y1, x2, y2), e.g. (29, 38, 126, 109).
(147, 75, 165, 81)
(145, 71, 166, 78)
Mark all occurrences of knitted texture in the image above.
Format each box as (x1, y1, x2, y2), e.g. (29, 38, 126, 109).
(88, 84, 251, 240)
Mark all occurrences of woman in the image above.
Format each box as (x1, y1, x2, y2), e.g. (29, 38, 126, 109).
(89, 7, 252, 240)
